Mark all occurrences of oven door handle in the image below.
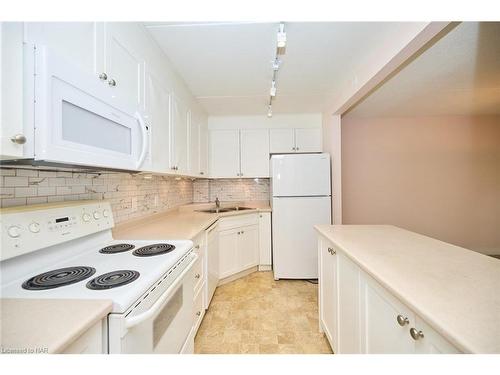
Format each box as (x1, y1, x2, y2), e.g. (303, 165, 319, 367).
(124, 254, 197, 329)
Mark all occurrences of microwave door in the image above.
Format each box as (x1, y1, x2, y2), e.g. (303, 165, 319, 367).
(33, 45, 149, 171)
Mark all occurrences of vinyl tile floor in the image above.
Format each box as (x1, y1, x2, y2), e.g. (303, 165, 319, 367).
(194, 271, 333, 354)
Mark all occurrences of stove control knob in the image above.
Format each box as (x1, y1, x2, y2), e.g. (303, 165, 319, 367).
(29, 222, 41, 233)
(82, 213, 91, 222)
(103, 209, 109, 218)
(93, 211, 101, 220)
(7, 225, 21, 238)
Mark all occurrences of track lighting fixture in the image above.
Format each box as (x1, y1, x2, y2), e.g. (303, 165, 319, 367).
(270, 81, 277, 97)
(276, 23, 286, 54)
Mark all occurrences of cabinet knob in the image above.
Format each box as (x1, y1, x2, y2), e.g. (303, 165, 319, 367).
(195, 245, 200, 249)
(196, 311, 201, 316)
(396, 315, 409, 326)
(292, 147, 296, 151)
(108, 79, 116, 87)
(195, 273, 200, 279)
(409, 328, 424, 340)
(327, 247, 336, 255)
(200, 172, 204, 175)
(296, 147, 300, 151)
(99, 72, 108, 81)
(10, 134, 26, 144)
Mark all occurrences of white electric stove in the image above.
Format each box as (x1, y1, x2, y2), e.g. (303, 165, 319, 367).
(0, 200, 197, 354)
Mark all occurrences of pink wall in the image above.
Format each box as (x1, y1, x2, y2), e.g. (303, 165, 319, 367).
(341, 114, 500, 254)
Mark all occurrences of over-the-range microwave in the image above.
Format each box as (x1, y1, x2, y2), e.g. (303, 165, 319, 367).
(1, 44, 151, 172)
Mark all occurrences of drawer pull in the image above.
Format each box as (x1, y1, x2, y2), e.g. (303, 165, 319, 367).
(410, 328, 424, 340)
(396, 315, 409, 326)
(196, 311, 201, 316)
(327, 247, 336, 255)
(195, 273, 201, 279)
(195, 245, 200, 249)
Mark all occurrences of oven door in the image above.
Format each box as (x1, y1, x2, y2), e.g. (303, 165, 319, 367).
(32, 44, 150, 171)
(109, 256, 196, 354)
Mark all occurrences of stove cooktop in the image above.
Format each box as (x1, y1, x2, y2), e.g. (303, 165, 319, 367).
(1, 239, 193, 313)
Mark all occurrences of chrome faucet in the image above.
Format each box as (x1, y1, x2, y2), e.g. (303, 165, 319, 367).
(215, 197, 220, 209)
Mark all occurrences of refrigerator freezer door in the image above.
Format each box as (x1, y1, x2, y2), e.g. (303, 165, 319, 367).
(272, 196, 332, 279)
(271, 153, 331, 197)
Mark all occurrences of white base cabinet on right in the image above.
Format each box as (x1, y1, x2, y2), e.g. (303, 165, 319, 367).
(318, 234, 460, 354)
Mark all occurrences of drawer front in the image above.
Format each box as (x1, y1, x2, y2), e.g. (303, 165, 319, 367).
(217, 213, 259, 231)
(192, 231, 204, 252)
(193, 286, 205, 334)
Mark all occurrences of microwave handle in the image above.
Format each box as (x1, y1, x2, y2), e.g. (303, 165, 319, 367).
(124, 254, 197, 329)
(135, 111, 149, 169)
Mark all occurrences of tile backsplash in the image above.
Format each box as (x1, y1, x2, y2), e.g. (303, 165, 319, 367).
(0, 168, 193, 224)
(193, 178, 270, 203)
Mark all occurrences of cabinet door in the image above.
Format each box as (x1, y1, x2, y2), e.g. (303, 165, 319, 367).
(269, 128, 295, 153)
(258, 213, 272, 267)
(104, 23, 144, 111)
(199, 122, 209, 177)
(188, 116, 200, 176)
(319, 237, 338, 353)
(414, 317, 460, 354)
(295, 128, 322, 153)
(240, 129, 270, 177)
(337, 251, 362, 353)
(209, 130, 240, 178)
(145, 72, 171, 173)
(1, 22, 26, 159)
(218, 228, 240, 279)
(171, 95, 189, 173)
(24, 22, 101, 77)
(238, 225, 259, 271)
(360, 274, 416, 354)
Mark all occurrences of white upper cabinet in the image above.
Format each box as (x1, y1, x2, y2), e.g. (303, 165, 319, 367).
(144, 71, 171, 173)
(103, 23, 144, 110)
(269, 129, 295, 153)
(295, 128, 322, 153)
(199, 122, 209, 177)
(209, 130, 240, 178)
(171, 95, 190, 174)
(188, 115, 200, 176)
(209, 129, 270, 178)
(239, 129, 270, 177)
(269, 128, 322, 153)
(24, 22, 101, 77)
(1, 22, 25, 159)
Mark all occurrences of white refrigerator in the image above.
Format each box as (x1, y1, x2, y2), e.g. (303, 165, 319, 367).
(271, 153, 332, 280)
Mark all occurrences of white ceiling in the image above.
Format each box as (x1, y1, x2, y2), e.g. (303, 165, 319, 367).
(347, 22, 500, 118)
(145, 22, 422, 116)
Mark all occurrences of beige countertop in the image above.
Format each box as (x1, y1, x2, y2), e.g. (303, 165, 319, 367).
(314, 224, 500, 354)
(113, 201, 271, 240)
(0, 298, 112, 354)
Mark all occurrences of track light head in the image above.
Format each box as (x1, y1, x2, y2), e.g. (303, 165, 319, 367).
(277, 23, 286, 54)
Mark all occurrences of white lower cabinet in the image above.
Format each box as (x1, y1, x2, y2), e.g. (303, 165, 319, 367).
(318, 234, 460, 354)
(62, 320, 106, 354)
(360, 274, 416, 353)
(337, 250, 361, 354)
(318, 237, 338, 353)
(218, 214, 260, 279)
(219, 225, 259, 279)
(258, 213, 272, 270)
